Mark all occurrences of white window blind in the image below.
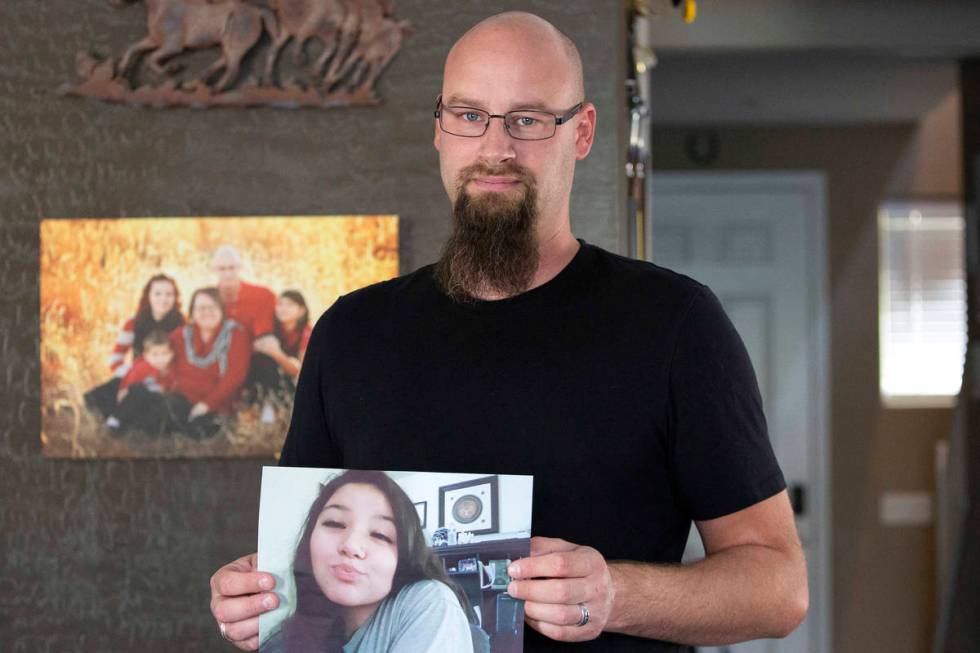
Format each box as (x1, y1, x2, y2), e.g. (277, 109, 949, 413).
(879, 201, 966, 406)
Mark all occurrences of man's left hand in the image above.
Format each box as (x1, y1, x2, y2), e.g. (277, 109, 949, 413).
(505, 536, 614, 642)
(189, 402, 210, 420)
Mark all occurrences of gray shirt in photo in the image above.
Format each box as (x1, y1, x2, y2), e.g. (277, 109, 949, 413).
(344, 579, 475, 653)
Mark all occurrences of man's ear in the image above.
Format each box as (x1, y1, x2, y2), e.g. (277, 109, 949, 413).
(574, 102, 597, 160)
(434, 119, 442, 151)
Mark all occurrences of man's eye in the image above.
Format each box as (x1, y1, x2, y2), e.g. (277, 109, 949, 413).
(515, 116, 538, 127)
(462, 112, 483, 122)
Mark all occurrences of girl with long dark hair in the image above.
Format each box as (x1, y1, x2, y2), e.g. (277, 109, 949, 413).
(247, 290, 312, 422)
(85, 273, 185, 418)
(262, 470, 478, 652)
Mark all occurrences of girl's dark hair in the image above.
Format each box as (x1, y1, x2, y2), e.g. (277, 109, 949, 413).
(273, 290, 309, 353)
(188, 287, 226, 324)
(278, 470, 472, 652)
(133, 274, 184, 356)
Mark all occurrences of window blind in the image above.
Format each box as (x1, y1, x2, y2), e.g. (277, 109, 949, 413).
(879, 201, 966, 404)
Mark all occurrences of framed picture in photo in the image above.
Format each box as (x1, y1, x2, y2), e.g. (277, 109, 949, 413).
(439, 474, 499, 535)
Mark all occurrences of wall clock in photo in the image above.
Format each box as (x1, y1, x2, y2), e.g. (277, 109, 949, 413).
(439, 475, 499, 535)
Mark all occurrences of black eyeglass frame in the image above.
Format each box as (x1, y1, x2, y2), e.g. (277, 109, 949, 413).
(433, 95, 585, 141)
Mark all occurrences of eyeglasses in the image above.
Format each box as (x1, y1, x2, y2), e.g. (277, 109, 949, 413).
(434, 95, 584, 141)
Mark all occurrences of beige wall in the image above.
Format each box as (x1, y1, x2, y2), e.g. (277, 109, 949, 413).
(649, 123, 957, 652)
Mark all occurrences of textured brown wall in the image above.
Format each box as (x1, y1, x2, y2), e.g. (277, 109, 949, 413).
(649, 125, 955, 653)
(0, 2, 625, 650)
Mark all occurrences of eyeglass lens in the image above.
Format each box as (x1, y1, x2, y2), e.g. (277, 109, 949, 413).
(440, 107, 557, 140)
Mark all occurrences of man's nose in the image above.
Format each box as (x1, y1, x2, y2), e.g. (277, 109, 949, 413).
(477, 117, 516, 165)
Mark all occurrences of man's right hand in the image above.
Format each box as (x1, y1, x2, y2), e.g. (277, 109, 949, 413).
(210, 553, 279, 651)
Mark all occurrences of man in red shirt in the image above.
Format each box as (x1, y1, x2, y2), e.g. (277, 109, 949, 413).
(211, 245, 277, 342)
(211, 245, 281, 417)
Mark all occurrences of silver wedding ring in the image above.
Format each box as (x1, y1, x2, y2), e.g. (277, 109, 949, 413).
(576, 602, 590, 627)
(219, 621, 231, 641)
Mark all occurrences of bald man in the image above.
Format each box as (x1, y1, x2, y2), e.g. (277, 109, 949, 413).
(210, 245, 277, 343)
(209, 12, 807, 652)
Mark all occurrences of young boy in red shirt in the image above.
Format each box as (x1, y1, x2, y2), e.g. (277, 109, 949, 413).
(107, 330, 177, 431)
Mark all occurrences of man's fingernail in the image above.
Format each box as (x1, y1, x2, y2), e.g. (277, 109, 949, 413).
(262, 595, 275, 610)
(259, 576, 273, 590)
(507, 581, 517, 595)
(508, 563, 520, 578)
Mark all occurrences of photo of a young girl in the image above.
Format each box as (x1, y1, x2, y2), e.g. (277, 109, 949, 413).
(259, 468, 533, 653)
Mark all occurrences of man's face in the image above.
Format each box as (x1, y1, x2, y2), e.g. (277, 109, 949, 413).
(212, 257, 241, 289)
(433, 24, 594, 235)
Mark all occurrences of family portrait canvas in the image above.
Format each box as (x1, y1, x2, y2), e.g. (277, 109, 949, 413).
(40, 215, 398, 459)
(258, 467, 533, 653)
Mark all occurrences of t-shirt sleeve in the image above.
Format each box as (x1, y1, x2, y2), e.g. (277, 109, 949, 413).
(388, 582, 474, 653)
(667, 286, 786, 521)
(253, 287, 277, 338)
(278, 303, 343, 468)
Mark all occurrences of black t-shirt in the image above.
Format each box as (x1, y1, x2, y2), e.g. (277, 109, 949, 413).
(279, 241, 786, 652)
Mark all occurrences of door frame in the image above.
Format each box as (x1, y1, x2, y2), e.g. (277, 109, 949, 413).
(646, 171, 832, 653)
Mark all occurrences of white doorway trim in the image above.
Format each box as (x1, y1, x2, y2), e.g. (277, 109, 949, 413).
(647, 171, 832, 653)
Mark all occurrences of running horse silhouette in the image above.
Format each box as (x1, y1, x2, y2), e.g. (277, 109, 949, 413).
(264, 0, 406, 90)
(264, 0, 347, 87)
(112, 0, 278, 92)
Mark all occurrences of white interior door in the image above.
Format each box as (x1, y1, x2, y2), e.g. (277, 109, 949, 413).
(648, 172, 831, 653)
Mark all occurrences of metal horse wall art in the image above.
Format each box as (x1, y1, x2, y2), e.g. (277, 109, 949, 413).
(60, 0, 412, 108)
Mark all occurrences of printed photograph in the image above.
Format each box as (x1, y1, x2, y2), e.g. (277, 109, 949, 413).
(258, 467, 533, 653)
(40, 215, 398, 459)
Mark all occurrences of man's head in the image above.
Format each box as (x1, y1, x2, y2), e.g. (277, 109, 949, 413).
(211, 245, 243, 292)
(433, 12, 596, 301)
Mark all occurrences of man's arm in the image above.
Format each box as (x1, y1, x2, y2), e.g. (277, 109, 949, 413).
(507, 489, 807, 646)
(605, 489, 807, 644)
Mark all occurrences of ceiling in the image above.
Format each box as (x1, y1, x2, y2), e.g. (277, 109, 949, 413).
(641, 0, 978, 125)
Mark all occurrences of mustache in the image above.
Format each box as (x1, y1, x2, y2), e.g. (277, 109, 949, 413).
(457, 162, 534, 188)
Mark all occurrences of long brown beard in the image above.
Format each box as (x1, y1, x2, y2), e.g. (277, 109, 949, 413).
(434, 164, 539, 302)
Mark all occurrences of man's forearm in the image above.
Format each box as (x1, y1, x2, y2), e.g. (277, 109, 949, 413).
(604, 544, 808, 646)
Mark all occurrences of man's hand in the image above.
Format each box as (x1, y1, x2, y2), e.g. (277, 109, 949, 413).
(252, 335, 282, 357)
(505, 536, 615, 642)
(189, 402, 210, 420)
(210, 553, 279, 651)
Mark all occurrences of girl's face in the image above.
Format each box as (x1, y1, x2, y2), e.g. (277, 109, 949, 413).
(310, 483, 399, 628)
(148, 280, 176, 318)
(191, 293, 222, 332)
(275, 296, 306, 327)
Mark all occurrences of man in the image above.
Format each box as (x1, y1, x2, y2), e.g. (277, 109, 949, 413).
(210, 245, 282, 415)
(211, 245, 277, 342)
(209, 12, 808, 652)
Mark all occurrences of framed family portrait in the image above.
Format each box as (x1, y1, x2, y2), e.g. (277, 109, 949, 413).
(39, 215, 398, 459)
(258, 467, 533, 653)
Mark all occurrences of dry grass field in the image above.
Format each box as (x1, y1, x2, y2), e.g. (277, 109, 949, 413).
(40, 215, 398, 459)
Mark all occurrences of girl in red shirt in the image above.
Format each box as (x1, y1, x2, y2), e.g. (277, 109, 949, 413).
(248, 290, 312, 422)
